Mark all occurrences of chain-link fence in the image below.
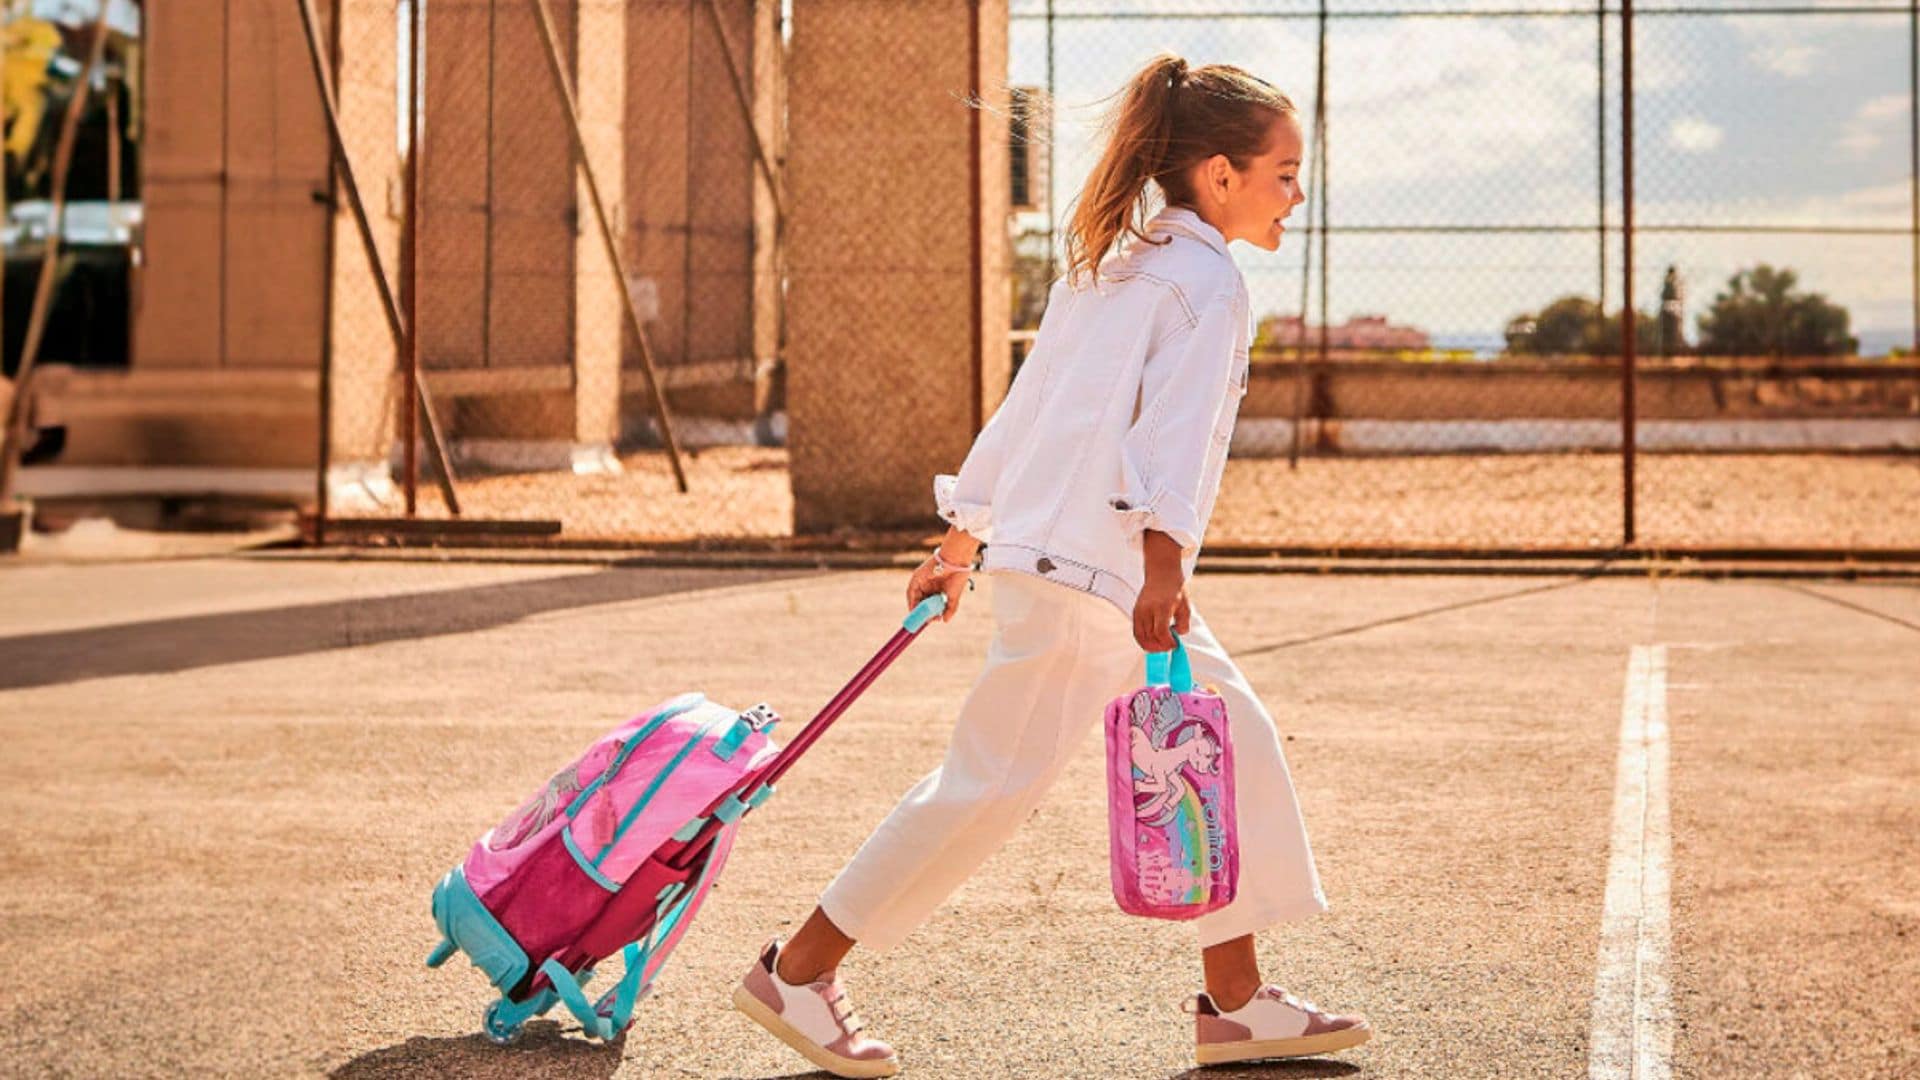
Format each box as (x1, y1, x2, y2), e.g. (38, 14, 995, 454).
(1014, 0, 1919, 553)
(306, 0, 1919, 554)
(315, 0, 796, 545)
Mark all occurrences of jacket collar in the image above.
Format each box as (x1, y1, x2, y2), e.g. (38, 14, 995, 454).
(1145, 205, 1231, 257)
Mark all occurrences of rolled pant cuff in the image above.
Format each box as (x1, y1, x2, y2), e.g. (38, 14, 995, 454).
(816, 889, 910, 954)
(1196, 893, 1331, 950)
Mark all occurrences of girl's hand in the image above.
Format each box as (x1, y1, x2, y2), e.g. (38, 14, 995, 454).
(1135, 528, 1191, 652)
(1133, 575, 1192, 653)
(907, 551, 972, 623)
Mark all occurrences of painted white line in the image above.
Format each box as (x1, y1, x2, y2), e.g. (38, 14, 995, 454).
(1589, 645, 1674, 1080)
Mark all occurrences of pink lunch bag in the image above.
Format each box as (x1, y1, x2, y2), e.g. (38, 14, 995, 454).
(1104, 632, 1238, 919)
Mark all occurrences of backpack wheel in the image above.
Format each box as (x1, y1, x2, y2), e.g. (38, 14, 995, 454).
(481, 999, 526, 1046)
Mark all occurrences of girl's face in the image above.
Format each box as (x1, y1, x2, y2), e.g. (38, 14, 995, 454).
(1190, 114, 1306, 252)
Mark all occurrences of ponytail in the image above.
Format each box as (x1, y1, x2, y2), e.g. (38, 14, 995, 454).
(1064, 53, 1296, 287)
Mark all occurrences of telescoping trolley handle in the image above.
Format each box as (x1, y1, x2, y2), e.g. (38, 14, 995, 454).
(755, 594, 946, 789)
(661, 594, 949, 873)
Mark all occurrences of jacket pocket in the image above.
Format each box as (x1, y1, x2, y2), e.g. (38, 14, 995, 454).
(1211, 351, 1251, 445)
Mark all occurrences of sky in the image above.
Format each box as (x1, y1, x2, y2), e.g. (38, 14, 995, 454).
(1006, 0, 1916, 354)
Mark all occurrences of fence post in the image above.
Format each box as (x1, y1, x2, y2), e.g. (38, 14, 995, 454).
(1620, 0, 1637, 546)
(0, 8, 110, 512)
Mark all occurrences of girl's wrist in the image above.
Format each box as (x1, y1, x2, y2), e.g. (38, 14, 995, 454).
(931, 548, 976, 575)
(937, 528, 981, 567)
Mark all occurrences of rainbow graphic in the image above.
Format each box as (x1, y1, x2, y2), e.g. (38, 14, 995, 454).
(1159, 778, 1212, 905)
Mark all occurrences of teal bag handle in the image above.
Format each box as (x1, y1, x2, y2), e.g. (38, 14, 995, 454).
(903, 593, 948, 633)
(1145, 632, 1194, 694)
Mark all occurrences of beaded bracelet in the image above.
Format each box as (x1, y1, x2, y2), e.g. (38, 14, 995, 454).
(931, 550, 975, 575)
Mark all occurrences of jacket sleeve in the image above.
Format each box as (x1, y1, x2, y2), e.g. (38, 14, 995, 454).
(932, 405, 1009, 542)
(933, 283, 1075, 542)
(1108, 290, 1241, 553)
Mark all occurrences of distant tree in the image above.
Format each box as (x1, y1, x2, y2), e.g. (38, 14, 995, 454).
(1695, 264, 1857, 357)
(1504, 295, 1657, 357)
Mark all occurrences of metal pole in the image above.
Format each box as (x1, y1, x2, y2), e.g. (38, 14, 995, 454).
(1597, 0, 1607, 312)
(1290, 3, 1328, 470)
(316, 0, 341, 546)
(0, 7, 111, 508)
(682, 9, 696, 390)
(292, 0, 461, 512)
(528, 0, 691, 491)
(484, 0, 496, 370)
(969, 0, 984, 434)
(107, 70, 122, 202)
(1620, 0, 1637, 545)
(700, 0, 786, 220)
(402, 0, 423, 516)
(1045, 0, 1056, 283)
(1316, 1, 1331, 385)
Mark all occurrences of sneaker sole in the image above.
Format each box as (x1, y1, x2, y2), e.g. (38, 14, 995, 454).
(1195, 1021, 1372, 1065)
(731, 983, 901, 1079)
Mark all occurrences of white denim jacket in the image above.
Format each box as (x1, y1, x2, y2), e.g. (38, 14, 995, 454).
(935, 206, 1252, 618)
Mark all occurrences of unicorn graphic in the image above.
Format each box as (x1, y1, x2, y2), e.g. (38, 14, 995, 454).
(490, 759, 595, 851)
(1128, 689, 1222, 827)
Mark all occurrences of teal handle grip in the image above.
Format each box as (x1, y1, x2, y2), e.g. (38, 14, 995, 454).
(904, 594, 948, 633)
(1145, 632, 1194, 693)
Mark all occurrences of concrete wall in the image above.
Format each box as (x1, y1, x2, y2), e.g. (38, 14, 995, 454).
(622, 0, 766, 432)
(138, 1, 331, 372)
(786, 0, 1010, 532)
(325, 0, 402, 468)
(1245, 359, 1920, 422)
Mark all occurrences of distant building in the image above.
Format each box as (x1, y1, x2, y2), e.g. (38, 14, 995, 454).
(1257, 314, 1431, 353)
(1009, 86, 1051, 215)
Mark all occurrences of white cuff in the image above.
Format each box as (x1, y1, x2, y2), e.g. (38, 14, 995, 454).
(1108, 490, 1201, 552)
(934, 474, 993, 541)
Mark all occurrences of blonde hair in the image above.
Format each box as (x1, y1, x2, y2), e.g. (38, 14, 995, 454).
(1065, 54, 1296, 286)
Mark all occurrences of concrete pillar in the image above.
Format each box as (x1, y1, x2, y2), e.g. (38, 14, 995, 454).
(572, 0, 625, 468)
(750, 0, 785, 437)
(137, 0, 226, 369)
(418, 0, 492, 371)
(786, 0, 1009, 532)
(623, 0, 762, 431)
(325, 0, 404, 497)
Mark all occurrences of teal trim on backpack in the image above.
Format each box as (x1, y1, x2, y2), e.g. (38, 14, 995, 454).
(596, 711, 732, 866)
(566, 694, 706, 818)
(904, 593, 947, 633)
(670, 816, 705, 843)
(428, 866, 529, 994)
(747, 783, 775, 809)
(563, 828, 621, 892)
(712, 793, 749, 825)
(710, 714, 753, 762)
(542, 958, 615, 1041)
(1146, 633, 1194, 693)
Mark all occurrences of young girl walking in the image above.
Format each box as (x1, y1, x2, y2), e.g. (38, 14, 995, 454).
(731, 53, 1370, 1077)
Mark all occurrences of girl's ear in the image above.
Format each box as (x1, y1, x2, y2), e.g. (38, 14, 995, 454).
(1205, 153, 1235, 205)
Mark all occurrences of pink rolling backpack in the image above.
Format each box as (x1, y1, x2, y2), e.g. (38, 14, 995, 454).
(427, 596, 949, 1045)
(1104, 633, 1239, 919)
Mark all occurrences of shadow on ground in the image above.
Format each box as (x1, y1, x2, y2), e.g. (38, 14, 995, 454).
(0, 566, 819, 691)
(330, 1022, 624, 1079)
(1168, 1061, 1361, 1078)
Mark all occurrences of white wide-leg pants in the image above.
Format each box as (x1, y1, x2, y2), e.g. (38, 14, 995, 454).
(818, 570, 1327, 951)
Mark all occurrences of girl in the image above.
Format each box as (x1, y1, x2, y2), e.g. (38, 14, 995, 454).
(731, 54, 1369, 1076)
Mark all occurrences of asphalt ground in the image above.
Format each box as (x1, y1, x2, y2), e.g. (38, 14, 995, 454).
(0, 559, 1913, 1079)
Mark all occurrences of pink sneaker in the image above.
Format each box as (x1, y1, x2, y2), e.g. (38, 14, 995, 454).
(1189, 985, 1372, 1065)
(732, 939, 900, 1079)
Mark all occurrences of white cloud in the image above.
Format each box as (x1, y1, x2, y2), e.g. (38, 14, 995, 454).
(1753, 43, 1817, 79)
(1836, 94, 1907, 157)
(1735, 21, 1820, 78)
(1667, 117, 1724, 154)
